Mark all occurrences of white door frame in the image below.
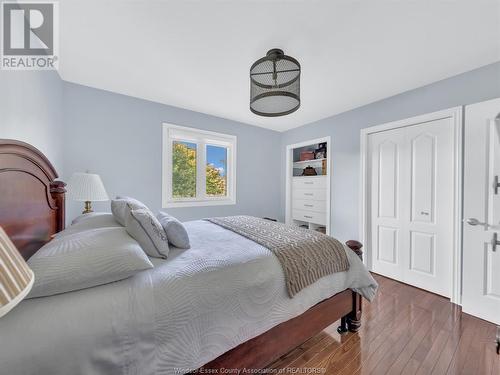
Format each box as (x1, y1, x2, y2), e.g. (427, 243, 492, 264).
(285, 136, 332, 234)
(360, 107, 463, 304)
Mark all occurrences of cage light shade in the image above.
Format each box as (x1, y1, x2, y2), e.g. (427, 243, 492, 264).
(67, 172, 109, 202)
(250, 49, 300, 117)
(0, 226, 34, 318)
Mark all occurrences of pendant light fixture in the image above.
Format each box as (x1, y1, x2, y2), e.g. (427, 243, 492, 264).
(250, 49, 300, 117)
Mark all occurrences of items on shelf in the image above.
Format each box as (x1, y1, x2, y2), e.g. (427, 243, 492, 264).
(301, 166, 318, 176)
(299, 150, 315, 161)
(314, 142, 327, 159)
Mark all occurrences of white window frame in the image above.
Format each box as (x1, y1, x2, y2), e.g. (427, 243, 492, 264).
(162, 123, 237, 208)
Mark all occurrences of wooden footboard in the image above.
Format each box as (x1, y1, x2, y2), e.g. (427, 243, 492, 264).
(200, 240, 363, 371)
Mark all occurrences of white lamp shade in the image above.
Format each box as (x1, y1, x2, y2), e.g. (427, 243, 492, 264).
(67, 172, 109, 202)
(0, 226, 34, 318)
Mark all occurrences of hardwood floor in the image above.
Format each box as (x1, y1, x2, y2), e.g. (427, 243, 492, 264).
(268, 274, 500, 374)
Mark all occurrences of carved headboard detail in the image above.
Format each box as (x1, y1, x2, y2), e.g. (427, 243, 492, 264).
(0, 139, 66, 259)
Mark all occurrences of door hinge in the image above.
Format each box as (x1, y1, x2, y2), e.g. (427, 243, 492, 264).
(492, 233, 500, 252)
(495, 175, 500, 195)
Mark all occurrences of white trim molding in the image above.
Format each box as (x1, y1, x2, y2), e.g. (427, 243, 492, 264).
(162, 123, 237, 208)
(360, 107, 463, 305)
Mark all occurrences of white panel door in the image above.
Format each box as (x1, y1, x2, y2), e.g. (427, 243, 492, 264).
(405, 120, 454, 296)
(369, 118, 455, 296)
(369, 128, 406, 281)
(462, 98, 500, 325)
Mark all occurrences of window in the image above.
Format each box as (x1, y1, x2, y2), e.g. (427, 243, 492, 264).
(163, 124, 236, 207)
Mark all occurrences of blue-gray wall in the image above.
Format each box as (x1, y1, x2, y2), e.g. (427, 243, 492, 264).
(281, 61, 500, 242)
(0, 70, 64, 172)
(2, 63, 499, 234)
(62, 82, 282, 222)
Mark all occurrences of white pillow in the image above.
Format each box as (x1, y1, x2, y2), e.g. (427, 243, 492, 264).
(157, 211, 190, 249)
(71, 212, 119, 226)
(27, 227, 154, 298)
(111, 197, 148, 226)
(54, 213, 121, 239)
(126, 208, 169, 258)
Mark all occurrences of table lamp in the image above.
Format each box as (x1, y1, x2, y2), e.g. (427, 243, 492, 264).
(67, 172, 109, 214)
(0, 226, 34, 318)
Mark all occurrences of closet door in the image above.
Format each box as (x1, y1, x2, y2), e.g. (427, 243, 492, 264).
(404, 119, 454, 296)
(369, 118, 455, 297)
(369, 128, 407, 281)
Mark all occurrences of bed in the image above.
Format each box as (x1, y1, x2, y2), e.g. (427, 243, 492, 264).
(0, 139, 377, 374)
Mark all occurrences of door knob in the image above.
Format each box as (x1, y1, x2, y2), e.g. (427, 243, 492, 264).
(465, 218, 488, 226)
(492, 233, 499, 252)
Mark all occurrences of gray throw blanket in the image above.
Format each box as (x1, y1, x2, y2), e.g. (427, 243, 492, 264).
(206, 216, 350, 297)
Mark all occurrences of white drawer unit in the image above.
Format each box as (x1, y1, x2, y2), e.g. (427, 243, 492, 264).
(292, 188, 327, 201)
(291, 177, 328, 226)
(292, 176, 327, 190)
(292, 199, 326, 213)
(292, 209, 326, 225)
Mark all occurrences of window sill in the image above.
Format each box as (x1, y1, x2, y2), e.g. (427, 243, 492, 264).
(163, 198, 236, 208)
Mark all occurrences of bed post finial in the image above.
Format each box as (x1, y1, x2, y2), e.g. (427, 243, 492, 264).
(346, 240, 363, 260)
(50, 180, 66, 232)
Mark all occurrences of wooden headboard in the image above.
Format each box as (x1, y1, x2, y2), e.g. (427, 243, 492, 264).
(0, 139, 66, 259)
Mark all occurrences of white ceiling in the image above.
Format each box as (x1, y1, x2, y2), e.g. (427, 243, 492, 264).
(59, 0, 500, 132)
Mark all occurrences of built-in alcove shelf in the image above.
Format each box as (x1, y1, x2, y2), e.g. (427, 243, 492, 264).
(286, 137, 331, 235)
(292, 219, 327, 233)
(292, 143, 328, 177)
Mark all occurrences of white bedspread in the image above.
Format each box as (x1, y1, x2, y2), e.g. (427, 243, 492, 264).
(0, 220, 377, 375)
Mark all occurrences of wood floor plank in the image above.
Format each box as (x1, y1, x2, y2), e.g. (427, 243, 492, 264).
(355, 295, 435, 375)
(268, 332, 334, 369)
(445, 315, 483, 374)
(267, 275, 500, 375)
(461, 319, 498, 375)
(386, 295, 454, 375)
(398, 296, 459, 374)
(430, 313, 474, 375)
(304, 280, 420, 370)
(272, 277, 408, 372)
(335, 289, 430, 374)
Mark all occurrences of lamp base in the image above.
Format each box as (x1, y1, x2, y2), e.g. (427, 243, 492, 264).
(82, 201, 93, 214)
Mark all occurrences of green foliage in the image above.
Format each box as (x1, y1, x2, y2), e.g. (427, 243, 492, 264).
(172, 142, 196, 198)
(172, 142, 226, 198)
(206, 164, 226, 196)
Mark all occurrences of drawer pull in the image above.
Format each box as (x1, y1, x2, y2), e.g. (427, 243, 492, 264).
(304, 215, 313, 219)
(304, 193, 313, 196)
(304, 204, 313, 207)
(304, 182, 313, 185)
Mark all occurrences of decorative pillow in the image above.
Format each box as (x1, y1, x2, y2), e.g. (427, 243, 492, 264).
(111, 197, 148, 226)
(125, 208, 169, 258)
(116, 196, 148, 206)
(27, 227, 154, 299)
(157, 211, 190, 249)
